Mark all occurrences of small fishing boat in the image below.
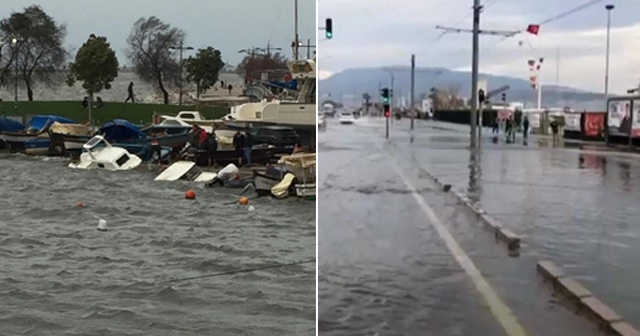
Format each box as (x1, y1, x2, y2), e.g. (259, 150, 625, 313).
(24, 137, 51, 156)
(252, 165, 290, 196)
(1, 115, 75, 151)
(0, 117, 25, 150)
(48, 122, 95, 155)
(278, 153, 316, 200)
(68, 135, 141, 171)
(155, 161, 217, 183)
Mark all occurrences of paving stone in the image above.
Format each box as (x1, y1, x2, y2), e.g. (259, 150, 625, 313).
(611, 322, 640, 336)
(580, 297, 622, 324)
(557, 277, 593, 300)
(536, 260, 566, 281)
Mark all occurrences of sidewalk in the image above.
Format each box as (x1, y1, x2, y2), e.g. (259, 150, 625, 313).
(386, 118, 640, 330)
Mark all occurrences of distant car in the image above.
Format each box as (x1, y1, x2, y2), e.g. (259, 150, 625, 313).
(248, 126, 301, 154)
(339, 112, 355, 124)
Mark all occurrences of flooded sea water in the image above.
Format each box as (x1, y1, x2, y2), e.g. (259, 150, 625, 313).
(0, 154, 315, 335)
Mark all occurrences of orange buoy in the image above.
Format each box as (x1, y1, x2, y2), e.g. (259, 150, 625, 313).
(239, 196, 249, 205)
(75, 201, 85, 208)
(185, 189, 196, 200)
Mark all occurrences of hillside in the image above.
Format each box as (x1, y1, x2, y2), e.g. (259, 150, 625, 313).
(319, 66, 607, 111)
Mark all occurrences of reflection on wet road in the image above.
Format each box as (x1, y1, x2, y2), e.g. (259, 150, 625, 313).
(318, 118, 606, 335)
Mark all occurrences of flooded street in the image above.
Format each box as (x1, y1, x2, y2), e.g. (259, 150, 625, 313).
(318, 117, 613, 335)
(0, 154, 315, 335)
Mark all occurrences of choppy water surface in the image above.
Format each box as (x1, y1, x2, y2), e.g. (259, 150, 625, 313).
(0, 154, 315, 335)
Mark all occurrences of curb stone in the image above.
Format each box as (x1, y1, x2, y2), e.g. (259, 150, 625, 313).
(536, 261, 640, 335)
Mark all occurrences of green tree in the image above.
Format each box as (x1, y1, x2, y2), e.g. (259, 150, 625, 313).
(185, 47, 224, 98)
(66, 34, 119, 124)
(0, 5, 68, 101)
(235, 52, 288, 79)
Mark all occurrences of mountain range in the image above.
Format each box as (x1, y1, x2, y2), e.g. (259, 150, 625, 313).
(318, 66, 608, 111)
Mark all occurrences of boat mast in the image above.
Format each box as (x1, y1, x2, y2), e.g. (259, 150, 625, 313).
(294, 0, 299, 60)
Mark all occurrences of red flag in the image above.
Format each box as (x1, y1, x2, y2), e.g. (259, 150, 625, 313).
(526, 24, 540, 35)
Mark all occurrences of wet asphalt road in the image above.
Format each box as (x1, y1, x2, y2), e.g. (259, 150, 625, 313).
(318, 117, 606, 336)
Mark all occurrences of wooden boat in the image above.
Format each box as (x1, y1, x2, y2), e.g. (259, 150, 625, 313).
(188, 144, 276, 166)
(252, 165, 290, 196)
(1, 115, 75, 151)
(277, 153, 316, 200)
(47, 122, 94, 156)
(0, 117, 24, 150)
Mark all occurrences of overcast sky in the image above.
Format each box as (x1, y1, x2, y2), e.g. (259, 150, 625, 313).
(318, 0, 639, 94)
(1, 0, 315, 67)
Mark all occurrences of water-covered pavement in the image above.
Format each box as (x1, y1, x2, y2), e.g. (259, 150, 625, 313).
(0, 154, 315, 335)
(394, 118, 640, 329)
(318, 117, 609, 335)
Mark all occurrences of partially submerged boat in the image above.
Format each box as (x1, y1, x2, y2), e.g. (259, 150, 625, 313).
(277, 153, 316, 200)
(62, 119, 177, 161)
(68, 135, 142, 171)
(1, 115, 75, 151)
(155, 161, 217, 183)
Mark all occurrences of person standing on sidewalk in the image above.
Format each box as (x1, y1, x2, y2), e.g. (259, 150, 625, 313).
(492, 117, 500, 134)
(550, 119, 560, 146)
(522, 116, 530, 139)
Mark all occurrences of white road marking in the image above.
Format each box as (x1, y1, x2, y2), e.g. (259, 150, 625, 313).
(390, 160, 528, 336)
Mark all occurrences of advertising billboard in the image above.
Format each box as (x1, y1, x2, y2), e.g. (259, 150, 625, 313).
(607, 100, 632, 136)
(584, 113, 605, 137)
(632, 99, 640, 138)
(564, 113, 581, 131)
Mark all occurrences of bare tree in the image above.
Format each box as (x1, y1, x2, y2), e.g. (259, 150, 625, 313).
(0, 5, 67, 101)
(125, 16, 184, 104)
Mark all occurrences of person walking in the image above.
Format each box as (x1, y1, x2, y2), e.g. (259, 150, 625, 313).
(227, 84, 233, 95)
(492, 117, 499, 134)
(125, 82, 135, 103)
(522, 116, 530, 139)
(550, 119, 560, 146)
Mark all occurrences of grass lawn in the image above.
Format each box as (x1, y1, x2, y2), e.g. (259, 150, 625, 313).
(0, 101, 229, 125)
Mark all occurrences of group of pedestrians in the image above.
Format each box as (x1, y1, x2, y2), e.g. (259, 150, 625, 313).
(491, 115, 530, 143)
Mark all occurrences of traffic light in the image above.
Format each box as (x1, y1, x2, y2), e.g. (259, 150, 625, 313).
(381, 88, 390, 104)
(325, 18, 333, 39)
(478, 89, 486, 104)
(501, 92, 506, 102)
(384, 105, 391, 118)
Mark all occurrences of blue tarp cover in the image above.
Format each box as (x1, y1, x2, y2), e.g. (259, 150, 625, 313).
(99, 119, 146, 142)
(0, 117, 24, 132)
(27, 115, 75, 131)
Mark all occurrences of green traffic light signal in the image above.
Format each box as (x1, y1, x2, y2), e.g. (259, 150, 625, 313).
(326, 31, 333, 39)
(325, 18, 333, 39)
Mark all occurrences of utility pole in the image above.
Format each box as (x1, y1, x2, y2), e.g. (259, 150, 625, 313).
(169, 42, 194, 106)
(436, 10, 518, 148)
(13, 37, 18, 115)
(410, 54, 415, 130)
(391, 74, 395, 124)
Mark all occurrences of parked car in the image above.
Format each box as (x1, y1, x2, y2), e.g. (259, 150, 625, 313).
(248, 126, 301, 154)
(339, 112, 355, 124)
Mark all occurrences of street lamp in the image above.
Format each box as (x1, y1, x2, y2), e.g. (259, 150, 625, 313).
(169, 42, 194, 106)
(12, 37, 18, 114)
(604, 4, 614, 101)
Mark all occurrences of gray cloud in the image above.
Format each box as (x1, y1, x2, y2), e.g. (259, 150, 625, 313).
(318, 0, 639, 93)
(1, 0, 315, 66)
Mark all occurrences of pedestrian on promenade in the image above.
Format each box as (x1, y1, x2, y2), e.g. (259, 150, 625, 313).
(125, 82, 135, 103)
(228, 84, 233, 95)
(522, 116, 530, 139)
(220, 80, 225, 89)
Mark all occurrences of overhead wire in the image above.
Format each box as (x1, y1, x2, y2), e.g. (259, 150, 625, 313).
(480, 0, 606, 53)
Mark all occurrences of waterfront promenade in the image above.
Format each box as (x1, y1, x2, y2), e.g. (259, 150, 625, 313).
(318, 116, 640, 335)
